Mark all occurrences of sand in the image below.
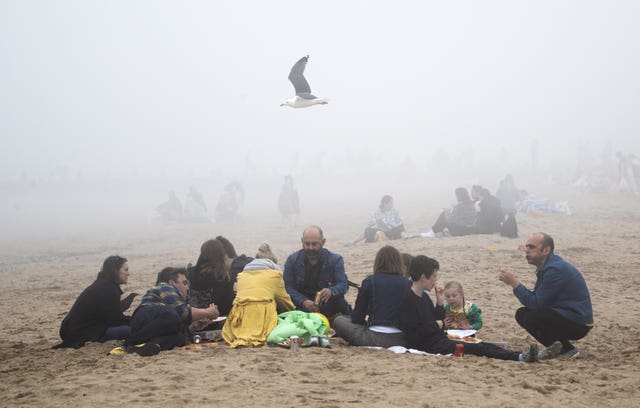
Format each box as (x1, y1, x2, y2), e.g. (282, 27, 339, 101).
(1, 192, 639, 408)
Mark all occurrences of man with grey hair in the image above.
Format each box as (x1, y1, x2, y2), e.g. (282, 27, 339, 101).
(283, 225, 350, 318)
(500, 232, 593, 359)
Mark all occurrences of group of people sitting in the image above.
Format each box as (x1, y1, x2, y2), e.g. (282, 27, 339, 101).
(55, 227, 592, 362)
(422, 184, 516, 238)
(347, 181, 520, 247)
(155, 186, 210, 224)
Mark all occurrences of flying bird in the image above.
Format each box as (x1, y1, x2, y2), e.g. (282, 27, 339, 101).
(280, 55, 328, 108)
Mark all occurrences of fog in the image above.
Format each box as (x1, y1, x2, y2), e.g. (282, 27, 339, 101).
(1, 1, 639, 246)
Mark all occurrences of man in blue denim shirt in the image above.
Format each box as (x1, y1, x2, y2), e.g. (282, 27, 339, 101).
(500, 232, 593, 359)
(283, 225, 350, 318)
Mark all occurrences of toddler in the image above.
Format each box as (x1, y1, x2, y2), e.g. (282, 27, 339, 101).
(443, 281, 483, 330)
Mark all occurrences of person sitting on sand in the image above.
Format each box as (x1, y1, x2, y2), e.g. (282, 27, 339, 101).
(333, 246, 410, 347)
(283, 225, 350, 318)
(215, 183, 240, 222)
(125, 267, 219, 356)
(155, 190, 183, 223)
(423, 187, 477, 238)
(183, 185, 209, 222)
(187, 237, 237, 318)
(222, 243, 295, 347)
(399, 255, 562, 362)
(443, 281, 483, 330)
(499, 232, 593, 359)
(54, 255, 136, 349)
(349, 195, 406, 245)
(472, 185, 504, 234)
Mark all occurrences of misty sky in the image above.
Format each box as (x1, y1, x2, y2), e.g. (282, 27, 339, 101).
(1, 1, 639, 181)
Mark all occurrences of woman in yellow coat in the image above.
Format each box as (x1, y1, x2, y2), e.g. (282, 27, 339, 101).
(222, 243, 295, 347)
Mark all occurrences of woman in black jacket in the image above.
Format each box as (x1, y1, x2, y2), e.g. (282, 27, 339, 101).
(332, 246, 410, 347)
(55, 256, 133, 348)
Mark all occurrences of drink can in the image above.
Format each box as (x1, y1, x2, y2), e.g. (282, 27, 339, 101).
(290, 335, 301, 351)
(193, 334, 201, 344)
(455, 343, 464, 357)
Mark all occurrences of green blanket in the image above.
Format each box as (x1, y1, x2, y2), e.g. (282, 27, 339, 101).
(266, 310, 329, 345)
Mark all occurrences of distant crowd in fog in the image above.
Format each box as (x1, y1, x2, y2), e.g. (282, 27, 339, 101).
(552, 145, 640, 196)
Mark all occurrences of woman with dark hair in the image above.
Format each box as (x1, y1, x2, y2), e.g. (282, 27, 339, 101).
(425, 187, 477, 237)
(215, 235, 253, 286)
(54, 256, 133, 348)
(349, 195, 406, 245)
(187, 238, 236, 317)
(332, 246, 410, 347)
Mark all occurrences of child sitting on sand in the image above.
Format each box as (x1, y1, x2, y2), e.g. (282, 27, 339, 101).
(443, 281, 483, 330)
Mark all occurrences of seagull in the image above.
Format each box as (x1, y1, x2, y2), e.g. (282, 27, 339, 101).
(280, 55, 328, 108)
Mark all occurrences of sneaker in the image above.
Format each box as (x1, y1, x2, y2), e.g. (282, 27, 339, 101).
(538, 341, 563, 361)
(319, 336, 331, 348)
(521, 343, 539, 363)
(128, 343, 161, 357)
(559, 347, 581, 359)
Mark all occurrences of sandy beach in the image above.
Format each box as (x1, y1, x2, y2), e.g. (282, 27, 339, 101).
(1, 190, 639, 408)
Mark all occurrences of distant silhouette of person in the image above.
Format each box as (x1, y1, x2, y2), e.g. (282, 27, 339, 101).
(496, 175, 520, 215)
(278, 175, 300, 225)
(156, 190, 182, 222)
(215, 183, 240, 222)
(616, 152, 639, 195)
(184, 186, 209, 222)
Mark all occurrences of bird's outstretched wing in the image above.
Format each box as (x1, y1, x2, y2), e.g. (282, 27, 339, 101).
(288, 55, 312, 95)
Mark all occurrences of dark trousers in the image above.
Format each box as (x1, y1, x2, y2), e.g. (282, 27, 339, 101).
(364, 225, 406, 242)
(515, 307, 592, 352)
(428, 338, 520, 361)
(431, 211, 474, 236)
(127, 306, 187, 350)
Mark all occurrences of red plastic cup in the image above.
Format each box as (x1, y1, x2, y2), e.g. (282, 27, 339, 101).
(455, 343, 464, 357)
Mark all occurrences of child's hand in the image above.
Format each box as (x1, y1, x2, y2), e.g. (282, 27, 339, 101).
(443, 317, 453, 328)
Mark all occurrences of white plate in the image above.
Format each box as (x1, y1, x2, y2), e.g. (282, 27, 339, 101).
(446, 329, 477, 338)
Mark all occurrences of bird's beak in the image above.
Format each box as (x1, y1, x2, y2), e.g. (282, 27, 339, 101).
(280, 103, 285, 107)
